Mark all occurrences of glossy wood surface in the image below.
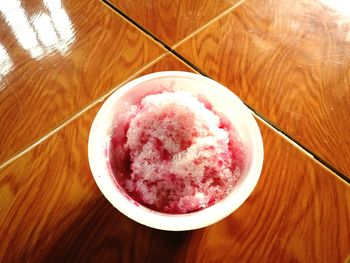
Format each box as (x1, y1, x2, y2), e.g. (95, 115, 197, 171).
(176, 0, 350, 178)
(1, 54, 349, 262)
(106, 0, 242, 45)
(0, 0, 164, 164)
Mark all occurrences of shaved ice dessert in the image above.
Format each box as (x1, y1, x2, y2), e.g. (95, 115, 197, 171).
(108, 91, 245, 214)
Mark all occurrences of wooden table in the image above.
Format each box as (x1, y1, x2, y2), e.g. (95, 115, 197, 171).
(1, 0, 349, 262)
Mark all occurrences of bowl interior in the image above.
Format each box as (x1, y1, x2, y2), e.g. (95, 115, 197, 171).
(88, 71, 263, 231)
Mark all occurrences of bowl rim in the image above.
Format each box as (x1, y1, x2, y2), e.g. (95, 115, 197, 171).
(88, 71, 264, 231)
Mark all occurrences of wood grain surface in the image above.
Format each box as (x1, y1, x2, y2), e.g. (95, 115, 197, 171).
(175, 0, 350, 178)
(106, 0, 242, 46)
(0, 0, 164, 165)
(1, 54, 349, 263)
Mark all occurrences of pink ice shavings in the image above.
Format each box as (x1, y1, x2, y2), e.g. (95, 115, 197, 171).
(111, 91, 243, 214)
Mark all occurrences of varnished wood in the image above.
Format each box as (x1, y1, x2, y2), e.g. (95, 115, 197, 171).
(1, 54, 349, 262)
(0, 0, 164, 164)
(106, 0, 242, 45)
(176, 0, 350, 178)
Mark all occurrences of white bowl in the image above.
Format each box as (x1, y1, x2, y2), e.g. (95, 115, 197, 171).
(88, 71, 264, 231)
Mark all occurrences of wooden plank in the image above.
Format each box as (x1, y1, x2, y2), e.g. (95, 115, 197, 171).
(106, 0, 243, 45)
